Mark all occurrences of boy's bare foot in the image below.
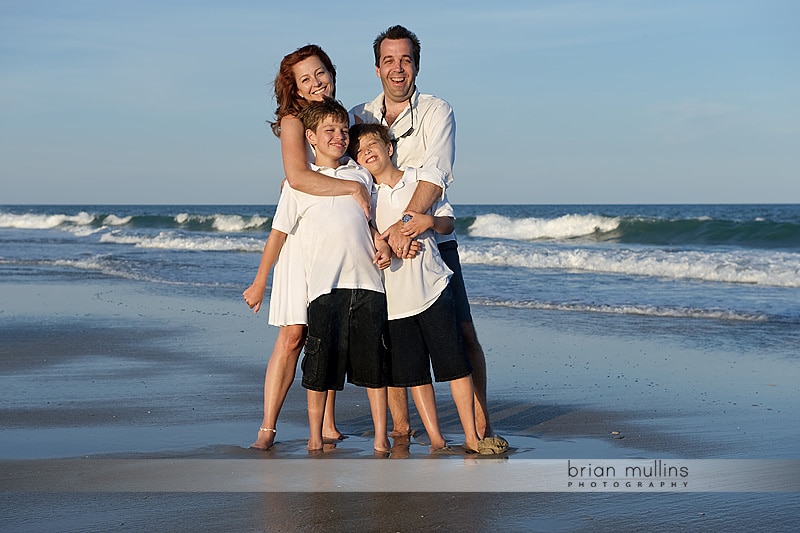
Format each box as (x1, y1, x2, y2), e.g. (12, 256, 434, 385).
(430, 444, 454, 454)
(322, 431, 346, 442)
(429, 437, 447, 452)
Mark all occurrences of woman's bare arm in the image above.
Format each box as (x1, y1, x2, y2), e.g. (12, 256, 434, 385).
(280, 115, 370, 216)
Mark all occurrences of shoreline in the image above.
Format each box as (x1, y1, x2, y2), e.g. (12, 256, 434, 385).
(2, 278, 798, 530)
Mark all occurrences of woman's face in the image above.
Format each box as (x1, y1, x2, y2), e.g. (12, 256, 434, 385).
(293, 56, 334, 102)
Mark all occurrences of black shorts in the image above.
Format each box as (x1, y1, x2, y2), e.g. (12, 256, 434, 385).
(301, 289, 387, 391)
(438, 240, 473, 323)
(385, 285, 472, 387)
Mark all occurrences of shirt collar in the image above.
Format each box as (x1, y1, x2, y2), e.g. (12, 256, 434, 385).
(379, 87, 419, 126)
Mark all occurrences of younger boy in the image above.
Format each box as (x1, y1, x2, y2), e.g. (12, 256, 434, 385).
(349, 123, 504, 454)
(251, 98, 392, 452)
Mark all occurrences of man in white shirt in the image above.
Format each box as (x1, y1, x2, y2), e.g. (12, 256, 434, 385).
(351, 25, 505, 447)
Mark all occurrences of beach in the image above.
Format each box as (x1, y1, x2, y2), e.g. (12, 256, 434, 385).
(2, 277, 798, 532)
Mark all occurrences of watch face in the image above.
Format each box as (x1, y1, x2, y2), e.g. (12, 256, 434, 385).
(402, 214, 413, 223)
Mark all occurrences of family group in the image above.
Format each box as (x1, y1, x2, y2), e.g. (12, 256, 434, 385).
(243, 25, 507, 456)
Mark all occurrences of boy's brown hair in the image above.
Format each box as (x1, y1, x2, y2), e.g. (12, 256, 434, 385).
(297, 97, 349, 133)
(347, 123, 392, 160)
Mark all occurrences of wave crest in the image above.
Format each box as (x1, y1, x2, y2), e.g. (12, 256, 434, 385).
(0, 212, 95, 229)
(468, 213, 620, 240)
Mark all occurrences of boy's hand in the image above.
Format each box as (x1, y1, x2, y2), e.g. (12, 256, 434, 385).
(407, 239, 421, 258)
(243, 283, 266, 314)
(373, 240, 392, 270)
(399, 212, 434, 238)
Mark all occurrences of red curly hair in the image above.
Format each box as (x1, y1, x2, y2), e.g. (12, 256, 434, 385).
(270, 44, 337, 137)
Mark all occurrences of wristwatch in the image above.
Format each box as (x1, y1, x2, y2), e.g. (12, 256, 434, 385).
(401, 214, 413, 223)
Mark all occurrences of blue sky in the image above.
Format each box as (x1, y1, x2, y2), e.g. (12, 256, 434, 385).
(1, 0, 798, 204)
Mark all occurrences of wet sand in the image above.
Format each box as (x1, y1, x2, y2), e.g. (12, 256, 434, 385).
(1, 280, 798, 531)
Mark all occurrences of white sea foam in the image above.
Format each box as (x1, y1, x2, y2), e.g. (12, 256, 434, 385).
(65, 226, 106, 237)
(173, 213, 269, 232)
(48, 258, 210, 286)
(102, 214, 133, 226)
(99, 231, 263, 252)
(459, 245, 800, 288)
(0, 212, 95, 229)
(211, 214, 269, 232)
(469, 297, 769, 322)
(468, 213, 620, 240)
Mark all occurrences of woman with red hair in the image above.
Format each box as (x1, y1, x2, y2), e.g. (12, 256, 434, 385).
(243, 45, 369, 450)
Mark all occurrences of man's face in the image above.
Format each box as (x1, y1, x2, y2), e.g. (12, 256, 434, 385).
(308, 117, 349, 160)
(376, 38, 417, 104)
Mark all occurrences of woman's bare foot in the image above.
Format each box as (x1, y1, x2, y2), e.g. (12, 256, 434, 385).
(249, 427, 276, 450)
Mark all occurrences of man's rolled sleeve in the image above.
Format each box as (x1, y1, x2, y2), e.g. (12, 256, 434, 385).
(415, 167, 448, 198)
(418, 100, 456, 189)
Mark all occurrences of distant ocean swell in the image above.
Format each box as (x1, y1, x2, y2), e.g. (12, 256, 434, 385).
(2, 209, 798, 288)
(3, 210, 799, 249)
(0, 212, 272, 233)
(6, 211, 800, 249)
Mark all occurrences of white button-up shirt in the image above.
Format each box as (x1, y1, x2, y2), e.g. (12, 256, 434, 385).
(351, 89, 455, 191)
(351, 89, 457, 243)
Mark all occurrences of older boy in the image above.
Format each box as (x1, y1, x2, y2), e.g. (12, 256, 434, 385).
(349, 123, 501, 454)
(265, 98, 391, 452)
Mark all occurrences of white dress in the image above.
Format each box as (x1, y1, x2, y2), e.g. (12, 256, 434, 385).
(267, 222, 308, 327)
(267, 116, 357, 327)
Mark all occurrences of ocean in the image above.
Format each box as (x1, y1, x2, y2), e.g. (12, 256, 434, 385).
(1, 204, 798, 357)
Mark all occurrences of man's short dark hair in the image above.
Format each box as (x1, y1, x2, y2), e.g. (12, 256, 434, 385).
(373, 25, 421, 70)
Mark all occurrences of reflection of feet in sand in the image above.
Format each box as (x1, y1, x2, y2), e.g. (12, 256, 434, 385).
(307, 442, 337, 455)
(390, 435, 411, 459)
(249, 427, 277, 450)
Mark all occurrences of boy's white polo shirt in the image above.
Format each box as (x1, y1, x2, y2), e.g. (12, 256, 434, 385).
(372, 167, 454, 320)
(272, 158, 384, 303)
